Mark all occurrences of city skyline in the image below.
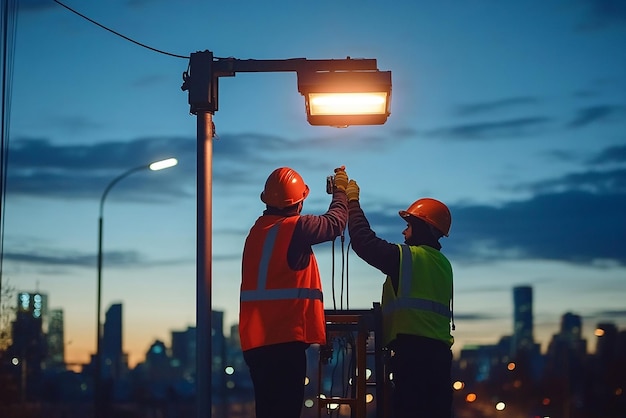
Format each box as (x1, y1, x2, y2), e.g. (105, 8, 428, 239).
(5, 286, 624, 417)
(6, 284, 623, 369)
(1, 0, 625, 369)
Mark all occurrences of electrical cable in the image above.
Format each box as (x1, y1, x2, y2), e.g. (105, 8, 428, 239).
(52, 0, 189, 59)
(339, 235, 344, 310)
(0, 0, 18, 322)
(345, 240, 351, 310)
(331, 238, 337, 310)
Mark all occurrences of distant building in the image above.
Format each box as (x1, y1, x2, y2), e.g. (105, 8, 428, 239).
(545, 312, 587, 393)
(102, 303, 128, 379)
(171, 326, 196, 377)
(8, 291, 49, 400)
(512, 285, 534, 357)
(595, 321, 618, 363)
(46, 308, 65, 369)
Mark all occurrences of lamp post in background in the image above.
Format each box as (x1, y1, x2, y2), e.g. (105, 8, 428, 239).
(94, 157, 177, 418)
(181, 50, 392, 418)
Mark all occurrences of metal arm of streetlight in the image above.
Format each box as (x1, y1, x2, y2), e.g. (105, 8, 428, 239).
(94, 157, 177, 418)
(181, 51, 391, 124)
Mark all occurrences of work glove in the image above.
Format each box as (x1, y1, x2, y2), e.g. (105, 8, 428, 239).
(333, 166, 348, 192)
(346, 180, 360, 202)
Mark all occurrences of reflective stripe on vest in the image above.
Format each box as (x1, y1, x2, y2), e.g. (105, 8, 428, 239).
(382, 245, 451, 318)
(240, 221, 323, 303)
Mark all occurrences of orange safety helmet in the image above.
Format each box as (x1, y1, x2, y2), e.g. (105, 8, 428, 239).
(260, 167, 310, 209)
(399, 198, 451, 237)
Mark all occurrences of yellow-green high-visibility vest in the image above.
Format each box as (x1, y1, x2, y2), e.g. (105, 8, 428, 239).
(381, 244, 453, 347)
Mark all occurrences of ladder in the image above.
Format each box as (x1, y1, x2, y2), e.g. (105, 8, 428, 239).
(317, 303, 391, 418)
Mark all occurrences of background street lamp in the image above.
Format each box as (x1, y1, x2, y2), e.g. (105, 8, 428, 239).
(94, 157, 177, 418)
(181, 50, 392, 418)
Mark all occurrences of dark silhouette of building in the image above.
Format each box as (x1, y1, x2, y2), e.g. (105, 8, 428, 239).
(512, 285, 534, 356)
(7, 292, 48, 401)
(171, 326, 196, 378)
(101, 303, 128, 380)
(46, 308, 65, 369)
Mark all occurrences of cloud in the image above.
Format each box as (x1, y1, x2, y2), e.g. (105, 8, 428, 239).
(348, 167, 626, 266)
(8, 136, 626, 268)
(566, 105, 626, 129)
(7, 137, 195, 201)
(423, 117, 552, 140)
(3, 248, 190, 270)
(576, 0, 626, 30)
(447, 191, 626, 265)
(588, 144, 626, 165)
(7, 130, 409, 199)
(592, 310, 626, 318)
(453, 97, 540, 117)
(527, 168, 626, 194)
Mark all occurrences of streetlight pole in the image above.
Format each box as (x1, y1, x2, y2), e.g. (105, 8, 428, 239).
(94, 157, 177, 418)
(182, 50, 391, 418)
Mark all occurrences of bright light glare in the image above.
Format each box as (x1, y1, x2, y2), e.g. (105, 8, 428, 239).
(308, 92, 388, 115)
(495, 401, 506, 411)
(149, 158, 178, 171)
(224, 366, 234, 375)
(453, 381, 464, 390)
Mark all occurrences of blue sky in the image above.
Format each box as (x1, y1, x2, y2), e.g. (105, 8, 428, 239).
(2, 0, 625, 367)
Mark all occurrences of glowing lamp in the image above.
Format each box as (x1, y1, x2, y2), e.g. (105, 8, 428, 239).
(298, 70, 392, 126)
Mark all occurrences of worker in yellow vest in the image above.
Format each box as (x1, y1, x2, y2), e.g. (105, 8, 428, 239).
(345, 179, 454, 418)
(240, 166, 349, 418)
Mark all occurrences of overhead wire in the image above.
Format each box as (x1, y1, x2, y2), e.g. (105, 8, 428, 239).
(52, 0, 189, 60)
(0, 0, 18, 324)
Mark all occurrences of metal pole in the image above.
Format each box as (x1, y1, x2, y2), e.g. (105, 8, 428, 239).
(95, 215, 103, 418)
(95, 165, 144, 418)
(196, 111, 213, 418)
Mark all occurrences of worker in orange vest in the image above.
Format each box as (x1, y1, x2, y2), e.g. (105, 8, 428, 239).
(240, 166, 349, 418)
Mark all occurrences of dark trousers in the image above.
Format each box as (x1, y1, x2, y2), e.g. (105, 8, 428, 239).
(389, 334, 453, 418)
(243, 341, 308, 418)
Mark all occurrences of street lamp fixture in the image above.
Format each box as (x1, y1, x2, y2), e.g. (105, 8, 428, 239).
(149, 157, 178, 171)
(182, 49, 392, 418)
(95, 157, 177, 418)
(297, 69, 392, 126)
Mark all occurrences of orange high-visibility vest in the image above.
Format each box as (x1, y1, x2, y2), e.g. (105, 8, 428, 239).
(239, 215, 326, 351)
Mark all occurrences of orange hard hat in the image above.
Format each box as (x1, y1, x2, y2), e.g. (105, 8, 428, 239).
(399, 198, 451, 237)
(260, 167, 310, 209)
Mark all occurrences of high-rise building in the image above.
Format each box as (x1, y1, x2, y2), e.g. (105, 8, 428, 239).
(595, 322, 618, 363)
(545, 312, 587, 377)
(512, 285, 534, 356)
(9, 291, 48, 400)
(17, 291, 48, 331)
(171, 326, 196, 376)
(102, 303, 127, 379)
(47, 308, 65, 368)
